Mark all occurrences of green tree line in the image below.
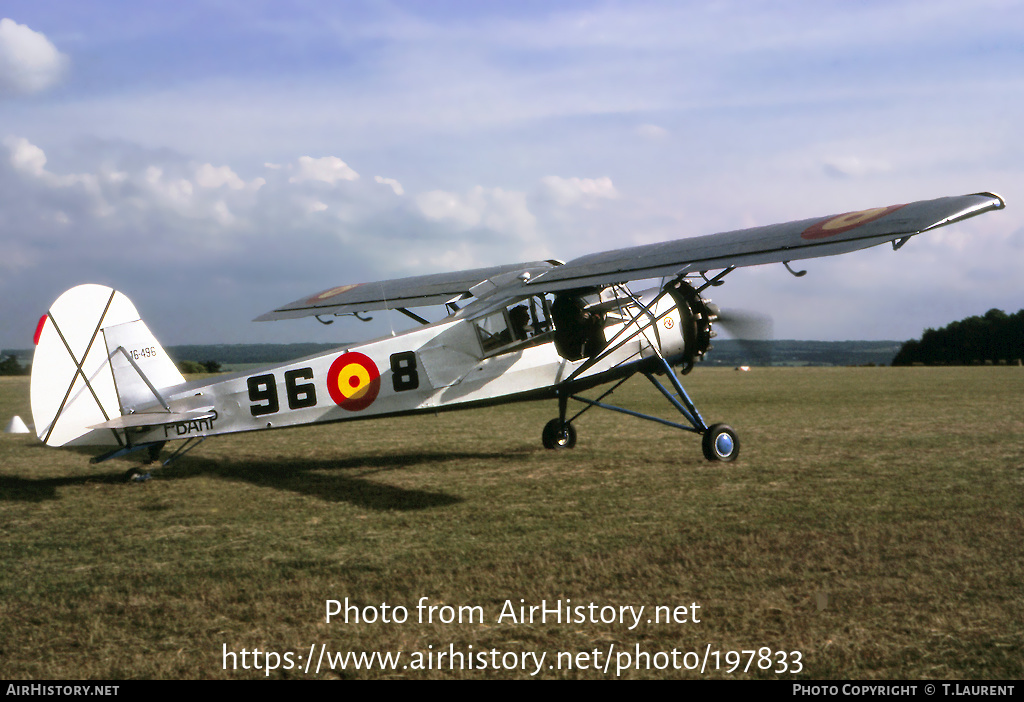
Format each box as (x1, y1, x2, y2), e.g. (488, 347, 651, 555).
(892, 308, 1024, 366)
(0, 355, 29, 376)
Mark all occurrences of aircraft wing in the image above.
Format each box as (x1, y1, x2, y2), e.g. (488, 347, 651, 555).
(255, 260, 561, 321)
(256, 192, 1003, 320)
(524, 192, 1004, 292)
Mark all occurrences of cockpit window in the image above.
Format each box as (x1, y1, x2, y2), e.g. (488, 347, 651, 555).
(473, 296, 554, 355)
(475, 310, 514, 353)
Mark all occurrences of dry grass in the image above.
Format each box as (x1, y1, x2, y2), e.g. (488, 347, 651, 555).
(0, 367, 1021, 679)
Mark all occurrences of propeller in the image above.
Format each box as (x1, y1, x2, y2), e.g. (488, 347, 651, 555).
(707, 304, 774, 365)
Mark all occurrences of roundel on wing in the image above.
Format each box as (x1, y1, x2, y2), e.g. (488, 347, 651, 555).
(327, 352, 380, 411)
(308, 283, 363, 303)
(801, 204, 906, 240)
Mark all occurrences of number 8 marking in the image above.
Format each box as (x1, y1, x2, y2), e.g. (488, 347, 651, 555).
(390, 352, 419, 392)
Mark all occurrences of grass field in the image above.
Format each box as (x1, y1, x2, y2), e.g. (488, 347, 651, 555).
(1, 367, 1021, 679)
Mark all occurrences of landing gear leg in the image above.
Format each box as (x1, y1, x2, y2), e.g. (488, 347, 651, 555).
(145, 441, 165, 464)
(549, 358, 740, 462)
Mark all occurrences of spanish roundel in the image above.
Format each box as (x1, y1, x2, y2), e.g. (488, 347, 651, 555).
(327, 352, 380, 411)
(801, 204, 906, 240)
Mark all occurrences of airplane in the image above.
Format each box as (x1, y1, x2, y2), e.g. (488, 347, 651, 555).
(29, 192, 1004, 476)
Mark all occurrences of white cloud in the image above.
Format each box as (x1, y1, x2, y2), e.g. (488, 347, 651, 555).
(374, 175, 404, 195)
(0, 18, 67, 96)
(211, 200, 235, 226)
(2, 137, 265, 228)
(289, 155, 359, 184)
(195, 163, 245, 190)
(417, 185, 537, 239)
(417, 189, 483, 228)
(636, 124, 669, 139)
(5, 136, 104, 202)
(822, 156, 892, 179)
(539, 175, 618, 207)
(7, 135, 47, 176)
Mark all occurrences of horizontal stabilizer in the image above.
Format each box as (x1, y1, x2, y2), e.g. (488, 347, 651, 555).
(88, 407, 216, 431)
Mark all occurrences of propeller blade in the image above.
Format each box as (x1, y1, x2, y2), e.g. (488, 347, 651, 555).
(715, 309, 774, 364)
(716, 309, 773, 341)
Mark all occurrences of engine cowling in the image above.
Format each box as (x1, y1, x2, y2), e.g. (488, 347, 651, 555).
(665, 279, 718, 373)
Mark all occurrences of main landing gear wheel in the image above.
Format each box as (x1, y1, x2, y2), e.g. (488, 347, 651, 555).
(702, 423, 739, 462)
(542, 419, 577, 449)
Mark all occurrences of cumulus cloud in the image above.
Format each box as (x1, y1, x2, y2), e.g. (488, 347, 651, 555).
(5, 136, 107, 208)
(374, 175, 404, 195)
(2, 136, 553, 280)
(0, 18, 67, 96)
(143, 165, 196, 209)
(196, 164, 242, 190)
(417, 185, 537, 238)
(417, 189, 483, 228)
(302, 198, 328, 213)
(289, 155, 359, 184)
(636, 124, 669, 139)
(822, 156, 891, 179)
(7, 135, 47, 176)
(539, 175, 618, 207)
(2, 137, 260, 229)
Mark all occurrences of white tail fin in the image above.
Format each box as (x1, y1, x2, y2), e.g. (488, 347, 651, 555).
(30, 284, 184, 447)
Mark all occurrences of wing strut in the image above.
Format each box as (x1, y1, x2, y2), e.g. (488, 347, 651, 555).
(564, 356, 707, 434)
(397, 308, 430, 325)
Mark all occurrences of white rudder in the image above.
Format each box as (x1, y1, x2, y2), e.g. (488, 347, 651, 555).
(30, 284, 184, 447)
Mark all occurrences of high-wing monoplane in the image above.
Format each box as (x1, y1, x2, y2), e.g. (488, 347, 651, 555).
(30, 192, 1004, 472)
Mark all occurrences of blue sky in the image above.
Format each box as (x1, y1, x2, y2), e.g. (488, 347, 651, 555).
(1, 1, 1021, 348)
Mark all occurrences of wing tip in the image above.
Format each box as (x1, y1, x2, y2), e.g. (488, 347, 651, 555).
(972, 191, 1006, 209)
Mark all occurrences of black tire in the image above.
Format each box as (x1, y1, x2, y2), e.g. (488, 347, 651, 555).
(702, 423, 739, 462)
(542, 419, 577, 449)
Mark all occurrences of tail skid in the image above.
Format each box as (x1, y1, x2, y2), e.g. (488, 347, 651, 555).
(30, 284, 185, 448)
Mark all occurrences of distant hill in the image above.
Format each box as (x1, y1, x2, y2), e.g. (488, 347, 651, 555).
(703, 340, 902, 367)
(165, 343, 343, 368)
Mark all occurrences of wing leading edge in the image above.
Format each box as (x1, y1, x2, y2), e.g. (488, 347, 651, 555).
(256, 192, 1004, 321)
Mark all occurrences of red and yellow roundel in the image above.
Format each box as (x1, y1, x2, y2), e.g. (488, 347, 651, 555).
(327, 352, 380, 411)
(308, 283, 363, 303)
(801, 204, 906, 240)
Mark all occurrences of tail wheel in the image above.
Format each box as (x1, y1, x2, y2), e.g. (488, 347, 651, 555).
(123, 468, 151, 483)
(542, 419, 577, 449)
(702, 423, 739, 462)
